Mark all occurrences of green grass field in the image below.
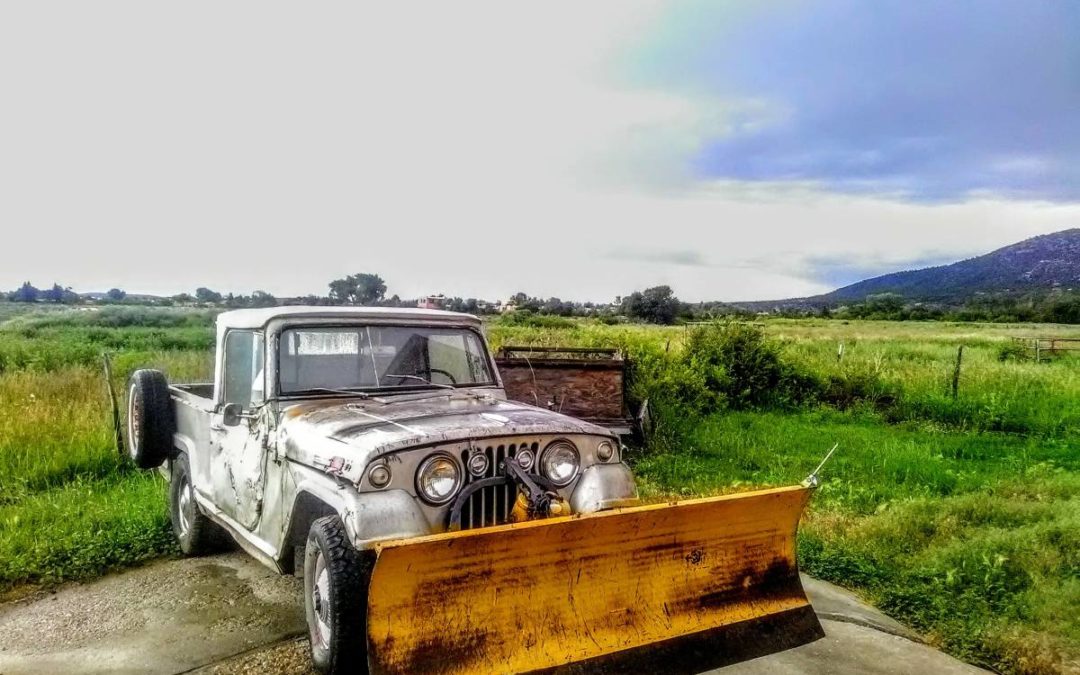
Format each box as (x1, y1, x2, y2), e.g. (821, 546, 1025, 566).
(0, 307, 1077, 673)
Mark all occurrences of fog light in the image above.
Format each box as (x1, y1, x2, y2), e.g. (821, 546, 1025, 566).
(468, 452, 489, 477)
(516, 448, 535, 470)
(597, 441, 615, 462)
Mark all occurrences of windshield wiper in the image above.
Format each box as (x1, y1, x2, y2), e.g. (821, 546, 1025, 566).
(384, 374, 455, 390)
(284, 387, 370, 399)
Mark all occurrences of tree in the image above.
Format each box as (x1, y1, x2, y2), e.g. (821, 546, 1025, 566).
(195, 287, 223, 304)
(863, 293, 905, 317)
(9, 281, 39, 303)
(105, 288, 127, 302)
(249, 290, 277, 307)
(224, 293, 245, 308)
(624, 285, 680, 324)
(328, 273, 387, 305)
(43, 283, 71, 303)
(172, 293, 195, 305)
(1044, 296, 1080, 324)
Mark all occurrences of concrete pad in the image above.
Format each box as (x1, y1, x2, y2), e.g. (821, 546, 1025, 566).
(800, 574, 920, 641)
(714, 620, 986, 675)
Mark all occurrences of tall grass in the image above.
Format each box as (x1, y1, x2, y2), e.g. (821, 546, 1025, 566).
(0, 353, 212, 498)
(0, 473, 177, 591)
(0, 310, 212, 588)
(488, 320, 1080, 438)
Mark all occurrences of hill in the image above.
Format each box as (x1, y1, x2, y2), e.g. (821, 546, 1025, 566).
(740, 228, 1080, 310)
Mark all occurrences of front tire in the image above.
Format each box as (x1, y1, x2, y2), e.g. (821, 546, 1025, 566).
(305, 515, 371, 674)
(169, 453, 224, 555)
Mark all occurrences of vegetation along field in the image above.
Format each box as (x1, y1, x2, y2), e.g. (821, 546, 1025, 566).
(1, 306, 1077, 674)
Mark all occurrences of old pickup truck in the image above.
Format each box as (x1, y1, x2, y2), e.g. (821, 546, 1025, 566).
(121, 307, 820, 675)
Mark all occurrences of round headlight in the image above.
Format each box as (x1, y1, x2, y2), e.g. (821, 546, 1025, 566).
(416, 455, 461, 505)
(467, 452, 489, 477)
(368, 464, 392, 488)
(541, 441, 579, 486)
(597, 441, 615, 462)
(515, 448, 535, 471)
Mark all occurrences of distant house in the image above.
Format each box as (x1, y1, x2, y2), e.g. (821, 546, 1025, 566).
(417, 294, 446, 310)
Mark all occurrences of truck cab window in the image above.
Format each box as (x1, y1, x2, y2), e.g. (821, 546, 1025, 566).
(224, 330, 264, 409)
(278, 325, 494, 394)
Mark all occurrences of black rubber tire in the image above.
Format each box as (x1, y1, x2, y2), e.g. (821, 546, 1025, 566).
(125, 369, 174, 469)
(169, 453, 226, 556)
(304, 515, 372, 675)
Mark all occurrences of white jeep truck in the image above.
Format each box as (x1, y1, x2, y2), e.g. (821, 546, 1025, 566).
(123, 307, 639, 673)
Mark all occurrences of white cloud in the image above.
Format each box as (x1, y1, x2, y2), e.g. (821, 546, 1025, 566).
(1, 2, 1077, 303)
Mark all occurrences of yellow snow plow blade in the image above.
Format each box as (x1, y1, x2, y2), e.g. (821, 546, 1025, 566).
(366, 484, 822, 674)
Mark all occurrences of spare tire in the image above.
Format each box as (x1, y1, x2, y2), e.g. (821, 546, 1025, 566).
(126, 369, 174, 469)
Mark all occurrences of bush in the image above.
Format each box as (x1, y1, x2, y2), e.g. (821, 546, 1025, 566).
(682, 322, 818, 409)
(997, 341, 1031, 362)
(595, 315, 624, 325)
(494, 310, 575, 329)
(822, 370, 898, 410)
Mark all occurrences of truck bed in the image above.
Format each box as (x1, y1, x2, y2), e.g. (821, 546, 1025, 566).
(170, 383, 214, 402)
(164, 384, 215, 480)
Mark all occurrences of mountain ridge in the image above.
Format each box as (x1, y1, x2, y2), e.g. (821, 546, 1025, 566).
(736, 229, 1080, 310)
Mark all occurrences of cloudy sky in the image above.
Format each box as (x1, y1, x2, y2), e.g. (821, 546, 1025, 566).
(1, 1, 1077, 302)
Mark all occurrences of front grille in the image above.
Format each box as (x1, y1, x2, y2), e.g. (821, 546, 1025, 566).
(456, 441, 540, 530)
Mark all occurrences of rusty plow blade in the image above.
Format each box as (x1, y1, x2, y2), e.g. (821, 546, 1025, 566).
(366, 485, 823, 675)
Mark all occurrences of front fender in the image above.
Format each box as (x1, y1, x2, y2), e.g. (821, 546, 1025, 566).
(347, 489, 433, 548)
(570, 462, 640, 513)
(288, 463, 432, 550)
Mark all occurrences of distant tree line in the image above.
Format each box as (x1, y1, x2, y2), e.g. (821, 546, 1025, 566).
(9, 274, 1080, 325)
(764, 291, 1080, 324)
(0, 275, 741, 325)
(6, 282, 80, 304)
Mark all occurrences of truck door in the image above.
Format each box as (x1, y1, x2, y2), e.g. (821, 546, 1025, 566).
(210, 329, 268, 530)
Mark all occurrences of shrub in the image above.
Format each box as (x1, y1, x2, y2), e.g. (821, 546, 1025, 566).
(822, 370, 898, 410)
(997, 341, 1031, 362)
(595, 315, 624, 325)
(494, 310, 575, 329)
(682, 322, 818, 409)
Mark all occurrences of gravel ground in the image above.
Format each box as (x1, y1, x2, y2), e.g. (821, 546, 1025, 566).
(195, 638, 315, 675)
(0, 552, 304, 675)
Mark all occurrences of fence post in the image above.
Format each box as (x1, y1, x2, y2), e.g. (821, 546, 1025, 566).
(837, 342, 844, 362)
(951, 345, 964, 400)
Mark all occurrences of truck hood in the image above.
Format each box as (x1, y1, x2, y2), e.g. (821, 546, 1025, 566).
(278, 391, 606, 483)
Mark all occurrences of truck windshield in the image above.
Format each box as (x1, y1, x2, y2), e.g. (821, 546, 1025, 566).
(277, 325, 495, 395)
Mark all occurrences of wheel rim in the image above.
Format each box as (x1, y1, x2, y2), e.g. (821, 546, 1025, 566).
(127, 384, 141, 460)
(177, 474, 193, 538)
(311, 550, 332, 649)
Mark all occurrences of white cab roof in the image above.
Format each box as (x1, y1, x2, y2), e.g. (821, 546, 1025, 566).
(216, 306, 481, 330)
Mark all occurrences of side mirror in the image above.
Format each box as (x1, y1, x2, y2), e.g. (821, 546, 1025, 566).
(222, 402, 244, 427)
